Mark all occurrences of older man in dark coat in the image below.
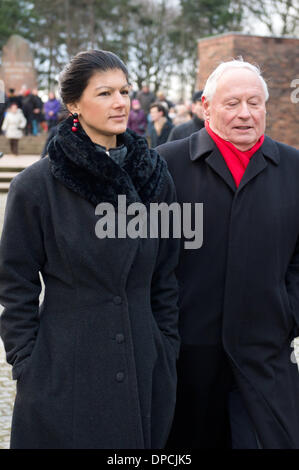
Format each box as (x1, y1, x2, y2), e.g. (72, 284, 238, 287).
(157, 59, 299, 449)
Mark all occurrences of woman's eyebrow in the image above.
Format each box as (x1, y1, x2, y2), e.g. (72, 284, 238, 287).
(95, 85, 129, 91)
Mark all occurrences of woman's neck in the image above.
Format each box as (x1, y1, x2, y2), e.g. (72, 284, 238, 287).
(80, 121, 117, 149)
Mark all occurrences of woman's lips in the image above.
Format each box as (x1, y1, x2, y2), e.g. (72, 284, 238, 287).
(110, 115, 126, 120)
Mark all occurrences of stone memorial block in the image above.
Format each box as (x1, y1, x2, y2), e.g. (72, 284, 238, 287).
(0, 34, 37, 94)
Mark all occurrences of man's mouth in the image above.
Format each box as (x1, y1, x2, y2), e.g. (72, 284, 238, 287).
(234, 126, 252, 130)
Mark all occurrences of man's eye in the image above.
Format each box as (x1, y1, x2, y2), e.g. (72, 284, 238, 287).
(249, 102, 258, 106)
(228, 102, 238, 106)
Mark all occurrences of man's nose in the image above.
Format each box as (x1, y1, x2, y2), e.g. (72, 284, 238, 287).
(238, 102, 251, 118)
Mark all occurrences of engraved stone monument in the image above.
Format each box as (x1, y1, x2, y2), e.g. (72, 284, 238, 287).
(0, 34, 37, 94)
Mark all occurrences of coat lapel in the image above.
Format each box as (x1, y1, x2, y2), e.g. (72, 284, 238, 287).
(237, 149, 267, 191)
(189, 129, 280, 193)
(238, 136, 280, 191)
(189, 128, 236, 192)
(205, 149, 237, 192)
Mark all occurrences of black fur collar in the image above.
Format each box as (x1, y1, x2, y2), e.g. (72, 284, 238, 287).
(48, 116, 168, 207)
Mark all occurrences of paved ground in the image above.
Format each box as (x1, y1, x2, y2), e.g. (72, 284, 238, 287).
(0, 154, 40, 168)
(0, 183, 299, 448)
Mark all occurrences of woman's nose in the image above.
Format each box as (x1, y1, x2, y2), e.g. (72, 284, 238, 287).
(113, 92, 126, 107)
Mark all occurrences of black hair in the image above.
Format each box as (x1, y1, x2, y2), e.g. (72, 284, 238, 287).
(150, 102, 167, 117)
(59, 50, 129, 106)
(192, 90, 203, 103)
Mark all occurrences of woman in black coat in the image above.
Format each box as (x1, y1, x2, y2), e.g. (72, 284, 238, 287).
(0, 50, 180, 449)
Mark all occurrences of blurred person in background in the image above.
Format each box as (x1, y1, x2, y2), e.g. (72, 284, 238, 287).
(21, 88, 35, 135)
(127, 99, 147, 136)
(148, 102, 174, 147)
(172, 104, 192, 127)
(1, 103, 27, 155)
(168, 90, 204, 142)
(156, 90, 174, 112)
(31, 89, 45, 136)
(5, 88, 22, 110)
(137, 83, 156, 118)
(44, 91, 61, 130)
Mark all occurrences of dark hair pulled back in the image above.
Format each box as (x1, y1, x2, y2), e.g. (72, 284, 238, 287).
(59, 49, 129, 106)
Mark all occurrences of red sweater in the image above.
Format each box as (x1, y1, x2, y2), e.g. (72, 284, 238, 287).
(205, 121, 264, 187)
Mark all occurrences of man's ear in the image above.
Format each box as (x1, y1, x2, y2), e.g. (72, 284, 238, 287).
(201, 96, 210, 121)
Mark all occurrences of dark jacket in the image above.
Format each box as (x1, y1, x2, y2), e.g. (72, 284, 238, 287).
(5, 94, 23, 111)
(21, 93, 36, 121)
(32, 94, 45, 122)
(167, 115, 204, 142)
(148, 120, 174, 148)
(157, 128, 299, 449)
(0, 118, 180, 449)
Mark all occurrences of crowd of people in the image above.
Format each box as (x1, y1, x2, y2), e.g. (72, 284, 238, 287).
(0, 87, 61, 155)
(0, 80, 205, 157)
(128, 84, 205, 147)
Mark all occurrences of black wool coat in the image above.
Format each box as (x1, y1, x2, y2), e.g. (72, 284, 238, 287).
(148, 120, 174, 148)
(167, 116, 204, 142)
(0, 119, 180, 449)
(157, 128, 299, 449)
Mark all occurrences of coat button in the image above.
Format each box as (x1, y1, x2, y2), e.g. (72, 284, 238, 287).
(116, 334, 125, 344)
(116, 372, 125, 382)
(113, 296, 122, 305)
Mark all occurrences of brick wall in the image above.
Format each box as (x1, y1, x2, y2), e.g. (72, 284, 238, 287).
(197, 33, 299, 149)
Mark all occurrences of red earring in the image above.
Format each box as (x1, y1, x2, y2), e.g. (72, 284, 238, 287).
(72, 113, 79, 132)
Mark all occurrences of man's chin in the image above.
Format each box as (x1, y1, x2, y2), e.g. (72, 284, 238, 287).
(230, 133, 258, 149)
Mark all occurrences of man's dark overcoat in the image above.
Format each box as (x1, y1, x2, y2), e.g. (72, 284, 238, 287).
(157, 128, 299, 449)
(0, 121, 180, 449)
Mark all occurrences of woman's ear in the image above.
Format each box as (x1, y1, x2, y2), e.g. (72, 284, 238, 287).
(67, 103, 80, 116)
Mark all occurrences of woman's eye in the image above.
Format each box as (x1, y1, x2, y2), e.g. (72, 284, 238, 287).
(98, 91, 110, 96)
(121, 90, 129, 95)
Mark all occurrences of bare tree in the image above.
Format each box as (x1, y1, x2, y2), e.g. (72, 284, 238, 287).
(241, 0, 299, 36)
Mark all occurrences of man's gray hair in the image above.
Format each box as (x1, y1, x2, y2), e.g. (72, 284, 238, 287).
(202, 58, 269, 102)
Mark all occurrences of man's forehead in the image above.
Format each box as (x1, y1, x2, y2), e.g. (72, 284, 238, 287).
(213, 69, 265, 99)
(216, 68, 263, 90)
